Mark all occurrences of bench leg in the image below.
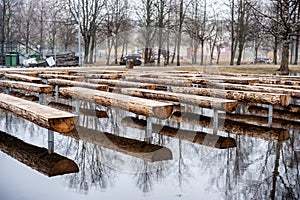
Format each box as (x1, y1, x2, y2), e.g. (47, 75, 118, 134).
(268, 105, 273, 128)
(55, 85, 59, 102)
(75, 100, 81, 114)
(213, 109, 218, 135)
(48, 130, 54, 154)
(145, 117, 152, 143)
(39, 93, 44, 104)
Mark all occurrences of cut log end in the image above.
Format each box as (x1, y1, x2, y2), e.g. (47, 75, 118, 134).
(281, 95, 292, 107)
(152, 105, 173, 119)
(49, 159, 79, 177)
(49, 117, 78, 133)
(224, 101, 238, 113)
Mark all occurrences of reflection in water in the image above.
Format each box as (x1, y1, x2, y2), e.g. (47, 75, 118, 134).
(0, 99, 299, 199)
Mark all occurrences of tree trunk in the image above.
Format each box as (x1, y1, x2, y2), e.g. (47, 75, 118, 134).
(273, 36, 278, 64)
(278, 39, 289, 72)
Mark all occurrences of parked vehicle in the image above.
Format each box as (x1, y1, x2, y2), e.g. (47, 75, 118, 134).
(253, 57, 272, 64)
(120, 54, 142, 66)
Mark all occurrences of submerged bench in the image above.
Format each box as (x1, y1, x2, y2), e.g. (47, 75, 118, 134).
(0, 94, 77, 133)
(119, 88, 238, 112)
(59, 87, 174, 119)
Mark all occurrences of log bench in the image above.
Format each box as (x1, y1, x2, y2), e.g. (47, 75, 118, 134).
(59, 87, 174, 119)
(0, 130, 79, 177)
(89, 79, 157, 89)
(39, 74, 85, 82)
(118, 88, 238, 112)
(4, 73, 43, 83)
(0, 80, 53, 103)
(48, 79, 107, 91)
(123, 76, 193, 87)
(0, 94, 77, 133)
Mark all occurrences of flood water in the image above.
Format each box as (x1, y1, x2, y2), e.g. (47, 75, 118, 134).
(0, 95, 299, 200)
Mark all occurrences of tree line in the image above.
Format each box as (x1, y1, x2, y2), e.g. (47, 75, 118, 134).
(0, 0, 299, 71)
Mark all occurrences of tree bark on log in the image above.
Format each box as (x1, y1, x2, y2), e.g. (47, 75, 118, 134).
(0, 80, 53, 93)
(121, 117, 237, 149)
(59, 87, 174, 119)
(39, 74, 85, 82)
(48, 102, 108, 118)
(170, 112, 289, 142)
(68, 126, 172, 162)
(89, 79, 157, 90)
(0, 94, 77, 133)
(0, 130, 79, 177)
(48, 79, 107, 91)
(124, 76, 193, 87)
(76, 73, 122, 80)
(170, 86, 291, 106)
(4, 73, 42, 83)
(119, 88, 238, 112)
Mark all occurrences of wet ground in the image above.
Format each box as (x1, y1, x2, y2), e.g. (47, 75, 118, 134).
(0, 95, 299, 200)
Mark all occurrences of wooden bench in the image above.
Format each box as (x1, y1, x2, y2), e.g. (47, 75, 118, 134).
(59, 87, 174, 119)
(4, 73, 43, 83)
(170, 86, 291, 107)
(89, 79, 157, 89)
(0, 80, 53, 103)
(76, 73, 122, 79)
(0, 94, 77, 133)
(39, 74, 85, 81)
(123, 76, 193, 87)
(48, 79, 107, 91)
(118, 88, 238, 112)
(0, 130, 79, 177)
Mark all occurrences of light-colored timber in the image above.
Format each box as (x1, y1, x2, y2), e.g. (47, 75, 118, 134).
(0, 130, 79, 177)
(119, 88, 238, 112)
(248, 105, 300, 121)
(121, 117, 237, 149)
(48, 79, 107, 91)
(0, 80, 53, 93)
(76, 73, 122, 79)
(6, 71, 38, 77)
(48, 102, 108, 118)
(170, 87, 291, 106)
(0, 94, 77, 133)
(252, 83, 300, 90)
(39, 74, 85, 81)
(123, 76, 193, 87)
(68, 126, 172, 162)
(204, 82, 300, 97)
(89, 79, 157, 89)
(170, 112, 289, 142)
(4, 73, 42, 83)
(59, 87, 174, 119)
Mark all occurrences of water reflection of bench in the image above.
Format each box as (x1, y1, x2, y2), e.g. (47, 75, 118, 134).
(66, 126, 173, 162)
(0, 94, 77, 133)
(170, 112, 290, 142)
(59, 87, 174, 119)
(0, 130, 79, 177)
(121, 117, 237, 149)
(0, 80, 53, 104)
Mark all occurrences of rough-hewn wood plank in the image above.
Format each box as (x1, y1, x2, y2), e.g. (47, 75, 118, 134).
(59, 87, 174, 119)
(4, 73, 42, 83)
(89, 79, 157, 89)
(123, 76, 193, 87)
(48, 79, 107, 91)
(204, 82, 300, 97)
(170, 112, 289, 142)
(252, 83, 300, 90)
(119, 88, 238, 112)
(121, 117, 237, 149)
(0, 130, 79, 177)
(0, 80, 53, 93)
(39, 74, 84, 81)
(69, 126, 172, 162)
(0, 94, 77, 133)
(48, 102, 108, 118)
(170, 87, 291, 106)
(76, 73, 122, 79)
